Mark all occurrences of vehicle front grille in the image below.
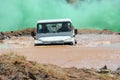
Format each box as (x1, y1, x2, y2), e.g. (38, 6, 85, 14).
(43, 41, 64, 44)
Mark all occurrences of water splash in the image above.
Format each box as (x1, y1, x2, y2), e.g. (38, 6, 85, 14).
(0, 0, 120, 32)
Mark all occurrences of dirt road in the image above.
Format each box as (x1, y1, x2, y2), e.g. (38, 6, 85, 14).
(0, 34, 120, 70)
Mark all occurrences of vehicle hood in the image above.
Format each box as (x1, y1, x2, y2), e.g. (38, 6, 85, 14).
(38, 36, 71, 41)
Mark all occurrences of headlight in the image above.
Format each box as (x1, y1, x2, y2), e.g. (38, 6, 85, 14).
(35, 40, 43, 44)
(38, 39, 42, 41)
(65, 38, 72, 41)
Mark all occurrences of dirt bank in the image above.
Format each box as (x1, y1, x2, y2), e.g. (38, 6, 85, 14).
(0, 53, 120, 80)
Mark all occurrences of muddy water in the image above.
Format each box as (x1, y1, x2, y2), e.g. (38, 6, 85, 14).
(0, 34, 120, 70)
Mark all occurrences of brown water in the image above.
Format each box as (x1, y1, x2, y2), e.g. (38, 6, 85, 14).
(0, 34, 120, 70)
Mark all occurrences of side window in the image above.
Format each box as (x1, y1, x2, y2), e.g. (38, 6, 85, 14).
(68, 23, 70, 27)
(67, 23, 71, 29)
(66, 23, 72, 31)
(37, 24, 42, 33)
(38, 24, 42, 30)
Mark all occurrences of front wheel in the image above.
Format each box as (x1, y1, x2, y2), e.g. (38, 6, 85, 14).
(34, 44, 37, 46)
(34, 44, 40, 46)
(71, 40, 77, 45)
(75, 40, 77, 44)
(69, 42, 75, 46)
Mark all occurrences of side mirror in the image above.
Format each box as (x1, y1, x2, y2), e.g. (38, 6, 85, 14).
(75, 29, 78, 35)
(31, 31, 36, 39)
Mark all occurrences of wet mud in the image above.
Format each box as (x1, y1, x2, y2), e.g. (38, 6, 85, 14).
(0, 28, 120, 70)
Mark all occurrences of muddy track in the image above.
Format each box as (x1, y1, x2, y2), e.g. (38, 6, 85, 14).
(0, 28, 120, 72)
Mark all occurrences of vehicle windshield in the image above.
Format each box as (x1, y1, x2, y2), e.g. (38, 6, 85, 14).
(37, 22, 72, 33)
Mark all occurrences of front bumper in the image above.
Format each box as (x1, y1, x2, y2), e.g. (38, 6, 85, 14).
(34, 38, 75, 45)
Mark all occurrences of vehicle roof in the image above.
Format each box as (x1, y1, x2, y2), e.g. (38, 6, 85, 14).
(37, 19, 72, 23)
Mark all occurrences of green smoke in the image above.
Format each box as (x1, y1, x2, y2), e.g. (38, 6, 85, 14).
(0, 0, 120, 32)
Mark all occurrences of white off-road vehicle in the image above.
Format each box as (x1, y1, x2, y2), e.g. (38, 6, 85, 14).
(31, 19, 78, 45)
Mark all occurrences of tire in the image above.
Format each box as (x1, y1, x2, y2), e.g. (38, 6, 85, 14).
(75, 40, 77, 44)
(69, 42, 75, 46)
(34, 44, 38, 46)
